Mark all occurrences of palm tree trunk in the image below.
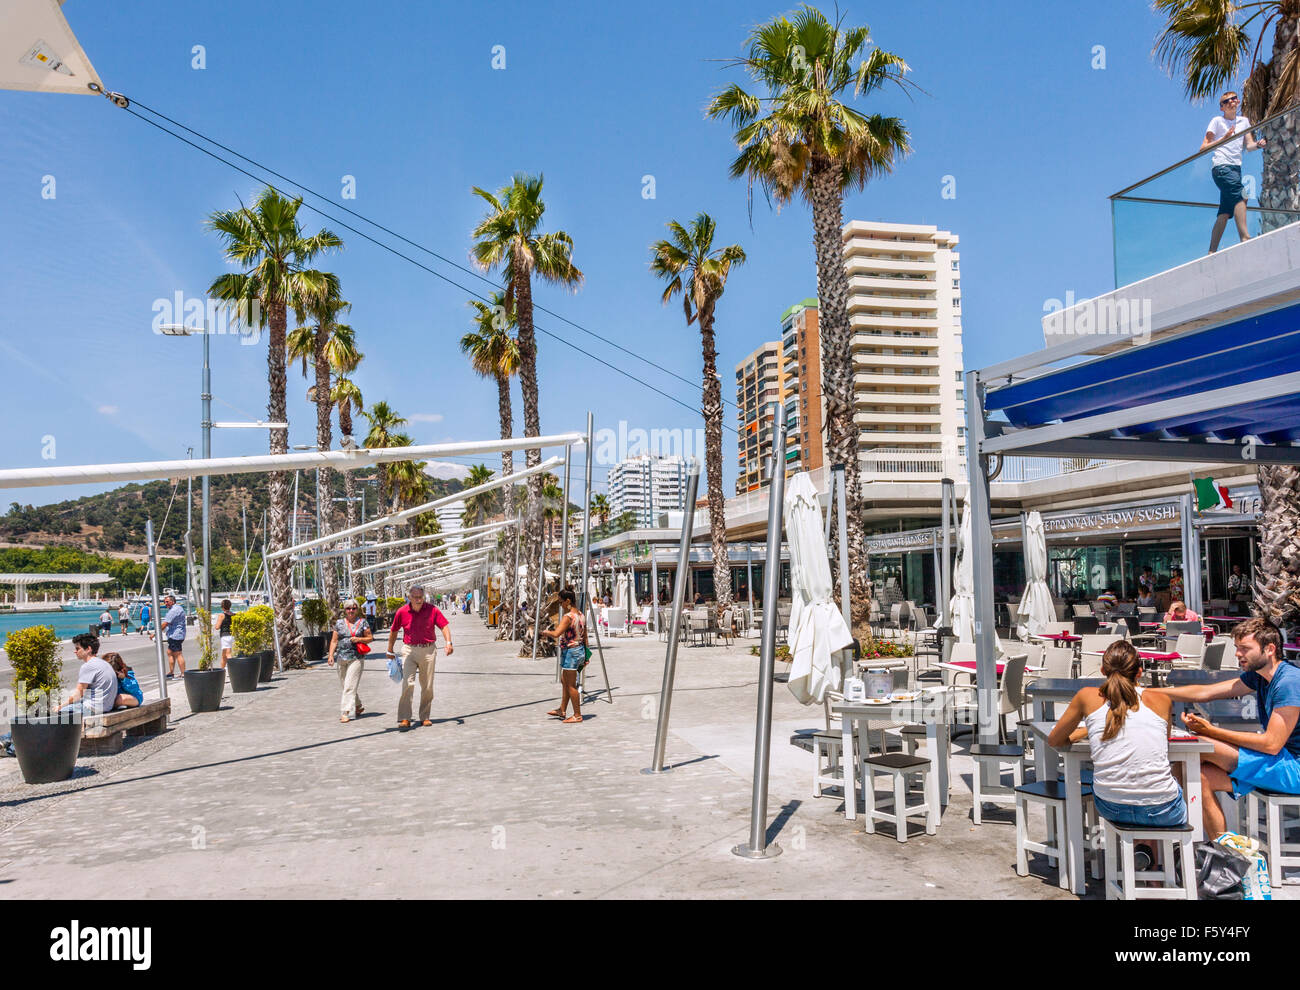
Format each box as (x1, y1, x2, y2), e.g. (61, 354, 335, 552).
(1255, 464, 1300, 639)
(496, 371, 519, 640)
(513, 263, 545, 642)
(699, 304, 732, 610)
(375, 468, 389, 601)
(810, 159, 872, 637)
(339, 402, 361, 595)
(1260, 16, 1300, 233)
(266, 300, 305, 667)
(314, 333, 339, 615)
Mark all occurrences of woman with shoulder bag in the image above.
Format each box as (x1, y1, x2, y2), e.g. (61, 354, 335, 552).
(329, 599, 374, 723)
(542, 588, 587, 724)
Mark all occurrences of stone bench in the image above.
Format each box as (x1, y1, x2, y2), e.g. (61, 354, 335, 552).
(81, 699, 171, 755)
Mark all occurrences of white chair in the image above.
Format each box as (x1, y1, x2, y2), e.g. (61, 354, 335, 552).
(1079, 652, 1104, 678)
(1102, 820, 1197, 900)
(1040, 646, 1075, 680)
(604, 607, 627, 637)
(1072, 603, 1094, 618)
(1016, 780, 1089, 889)
(1080, 634, 1123, 655)
(1172, 633, 1205, 664)
(1245, 788, 1300, 886)
(630, 605, 652, 635)
(859, 751, 939, 842)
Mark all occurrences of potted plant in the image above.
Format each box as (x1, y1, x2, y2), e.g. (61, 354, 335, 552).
(227, 609, 262, 693)
(382, 596, 406, 632)
(183, 609, 225, 713)
(300, 597, 331, 664)
(242, 604, 277, 682)
(5, 625, 81, 784)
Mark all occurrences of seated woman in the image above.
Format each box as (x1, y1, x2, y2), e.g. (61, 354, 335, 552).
(104, 652, 142, 709)
(1049, 640, 1186, 830)
(1164, 601, 1201, 624)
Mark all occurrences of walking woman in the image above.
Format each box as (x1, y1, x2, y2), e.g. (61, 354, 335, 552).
(329, 599, 373, 723)
(542, 588, 587, 724)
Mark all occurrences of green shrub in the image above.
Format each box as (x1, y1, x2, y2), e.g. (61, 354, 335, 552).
(230, 609, 262, 656)
(240, 604, 276, 652)
(383, 596, 406, 613)
(5, 625, 61, 715)
(748, 644, 793, 662)
(301, 597, 331, 636)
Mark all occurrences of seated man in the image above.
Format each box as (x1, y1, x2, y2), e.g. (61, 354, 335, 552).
(1164, 600, 1201, 624)
(1155, 617, 1300, 837)
(61, 633, 120, 716)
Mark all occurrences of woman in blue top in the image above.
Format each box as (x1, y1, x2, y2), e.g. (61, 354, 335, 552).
(104, 652, 142, 708)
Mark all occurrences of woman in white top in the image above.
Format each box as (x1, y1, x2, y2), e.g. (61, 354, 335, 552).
(1048, 640, 1187, 827)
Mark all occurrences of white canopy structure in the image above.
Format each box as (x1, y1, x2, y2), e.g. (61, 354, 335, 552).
(1, 0, 103, 98)
(0, 572, 111, 605)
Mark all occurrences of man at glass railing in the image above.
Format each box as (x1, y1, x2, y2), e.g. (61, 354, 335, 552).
(1202, 91, 1266, 253)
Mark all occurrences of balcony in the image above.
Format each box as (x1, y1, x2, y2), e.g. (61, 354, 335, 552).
(1111, 102, 1300, 286)
(846, 274, 938, 294)
(844, 256, 937, 277)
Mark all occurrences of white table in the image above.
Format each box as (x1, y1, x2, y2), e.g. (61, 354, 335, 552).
(833, 695, 955, 822)
(1026, 721, 1212, 896)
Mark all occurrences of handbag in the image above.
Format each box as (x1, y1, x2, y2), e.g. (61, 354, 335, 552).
(354, 641, 371, 654)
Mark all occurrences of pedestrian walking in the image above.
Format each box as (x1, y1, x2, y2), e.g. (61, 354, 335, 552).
(385, 585, 452, 730)
(1203, 90, 1265, 253)
(160, 594, 187, 677)
(330, 598, 372, 723)
(139, 601, 152, 638)
(99, 609, 114, 637)
(541, 588, 587, 724)
(118, 602, 130, 635)
(215, 599, 234, 667)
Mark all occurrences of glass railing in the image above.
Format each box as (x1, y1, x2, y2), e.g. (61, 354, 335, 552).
(1111, 102, 1300, 286)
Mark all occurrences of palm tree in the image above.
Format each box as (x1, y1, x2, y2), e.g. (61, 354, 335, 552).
(287, 292, 352, 613)
(330, 374, 365, 592)
(461, 464, 496, 528)
(1154, 1, 1300, 634)
(207, 187, 343, 667)
(362, 402, 408, 598)
(471, 173, 583, 633)
(651, 213, 745, 610)
(708, 5, 911, 634)
(590, 494, 611, 529)
(462, 292, 521, 632)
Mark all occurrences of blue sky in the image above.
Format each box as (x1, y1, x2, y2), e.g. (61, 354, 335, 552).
(0, 0, 1235, 508)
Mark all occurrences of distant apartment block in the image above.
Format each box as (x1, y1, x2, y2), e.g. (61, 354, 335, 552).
(607, 454, 689, 528)
(734, 340, 787, 493)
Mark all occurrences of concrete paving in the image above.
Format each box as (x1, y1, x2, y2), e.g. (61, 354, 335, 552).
(0, 611, 1113, 898)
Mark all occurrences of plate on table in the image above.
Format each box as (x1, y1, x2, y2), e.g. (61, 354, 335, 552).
(862, 697, 893, 705)
(891, 691, 919, 702)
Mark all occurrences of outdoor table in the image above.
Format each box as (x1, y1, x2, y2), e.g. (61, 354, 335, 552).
(1032, 633, 1081, 644)
(1026, 721, 1213, 896)
(833, 694, 956, 822)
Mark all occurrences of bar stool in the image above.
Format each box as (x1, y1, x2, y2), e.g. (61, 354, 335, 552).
(860, 752, 939, 842)
(970, 743, 1025, 824)
(1246, 788, 1300, 885)
(1015, 780, 1092, 889)
(810, 730, 845, 799)
(1101, 819, 1197, 900)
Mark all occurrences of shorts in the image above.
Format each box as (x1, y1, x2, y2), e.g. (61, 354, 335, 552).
(167, 637, 185, 653)
(1231, 746, 1300, 798)
(220, 635, 234, 651)
(1212, 164, 1244, 216)
(100, 622, 112, 632)
(560, 645, 587, 671)
(1093, 792, 1187, 828)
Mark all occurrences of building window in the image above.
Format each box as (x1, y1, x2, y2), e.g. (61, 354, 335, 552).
(952, 279, 959, 289)
(955, 371, 962, 382)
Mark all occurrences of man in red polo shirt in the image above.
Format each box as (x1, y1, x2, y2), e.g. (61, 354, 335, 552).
(385, 584, 453, 729)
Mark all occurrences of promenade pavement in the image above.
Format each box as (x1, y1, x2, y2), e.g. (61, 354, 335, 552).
(0, 609, 1093, 898)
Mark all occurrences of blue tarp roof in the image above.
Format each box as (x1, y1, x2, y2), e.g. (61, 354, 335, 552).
(985, 302, 1300, 443)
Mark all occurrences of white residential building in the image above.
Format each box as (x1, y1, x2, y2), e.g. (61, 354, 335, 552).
(607, 454, 689, 528)
(843, 219, 965, 469)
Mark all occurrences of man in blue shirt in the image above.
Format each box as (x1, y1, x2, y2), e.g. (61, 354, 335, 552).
(1157, 617, 1300, 838)
(161, 594, 187, 678)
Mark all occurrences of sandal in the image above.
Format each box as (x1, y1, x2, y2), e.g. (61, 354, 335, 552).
(562, 714, 583, 724)
(355, 704, 365, 716)
(340, 715, 350, 723)
(546, 709, 565, 718)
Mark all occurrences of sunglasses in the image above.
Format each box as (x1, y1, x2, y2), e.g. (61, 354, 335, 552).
(1222, 97, 1239, 105)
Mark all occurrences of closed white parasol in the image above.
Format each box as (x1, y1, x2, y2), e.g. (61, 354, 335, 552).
(784, 472, 854, 704)
(1016, 511, 1054, 640)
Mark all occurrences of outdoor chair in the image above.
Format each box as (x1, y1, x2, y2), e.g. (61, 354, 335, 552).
(970, 742, 1025, 825)
(1072, 615, 1099, 636)
(888, 603, 904, 640)
(603, 607, 627, 638)
(630, 605, 652, 635)
(808, 727, 846, 799)
(1165, 620, 1203, 638)
(1039, 646, 1075, 680)
(1245, 789, 1300, 886)
(996, 654, 1030, 744)
(1072, 603, 1094, 618)
(1079, 652, 1104, 678)
(1016, 780, 1097, 890)
(717, 608, 734, 647)
(1200, 640, 1227, 671)
(1172, 633, 1205, 663)
(859, 751, 939, 842)
(1102, 819, 1197, 900)
(1080, 634, 1122, 655)
(1138, 607, 1158, 620)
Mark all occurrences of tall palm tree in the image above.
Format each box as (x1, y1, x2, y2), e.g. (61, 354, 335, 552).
(1154, 1, 1300, 634)
(207, 187, 343, 667)
(471, 173, 583, 633)
(362, 402, 408, 598)
(461, 464, 496, 528)
(287, 293, 351, 613)
(330, 374, 365, 593)
(462, 292, 522, 631)
(651, 213, 745, 610)
(708, 5, 911, 634)
(590, 494, 611, 529)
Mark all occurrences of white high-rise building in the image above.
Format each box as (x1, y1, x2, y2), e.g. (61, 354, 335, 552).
(607, 454, 689, 528)
(843, 220, 965, 466)
(435, 499, 467, 533)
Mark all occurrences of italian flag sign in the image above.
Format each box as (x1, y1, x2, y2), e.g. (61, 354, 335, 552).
(1193, 477, 1234, 511)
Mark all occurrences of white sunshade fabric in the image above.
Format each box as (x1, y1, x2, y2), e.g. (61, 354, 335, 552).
(1016, 510, 1055, 640)
(784, 472, 853, 705)
(950, 498, 1004, 652)
(1, 0, 102, 97)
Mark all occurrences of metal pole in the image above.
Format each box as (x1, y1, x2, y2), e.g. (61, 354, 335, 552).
(560, 445, 571, 590)
(651, 547, 659, 634)
(291, 470, 300, 598)
(834, 463, 850, 631)
(644, 458, 700, 774)
(734, 407, 788, 860)
(186, 447, 193, 615)
(580, 412, 594, 611)
(965, 372, 999, 749)
(746, 542, 755, 634)
(940, 477, 954, 631)
(201, 321, 212, 618)
(145, 520, 168, 702)
(531, 533, 546, 662)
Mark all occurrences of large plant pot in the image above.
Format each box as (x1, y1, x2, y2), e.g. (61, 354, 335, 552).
(302, 635, 326, 664)
(183, 669, 225, 713)
(257, 649, 275, 682)
(227, 654, 260, 693)
(10, 716, 81, 784)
